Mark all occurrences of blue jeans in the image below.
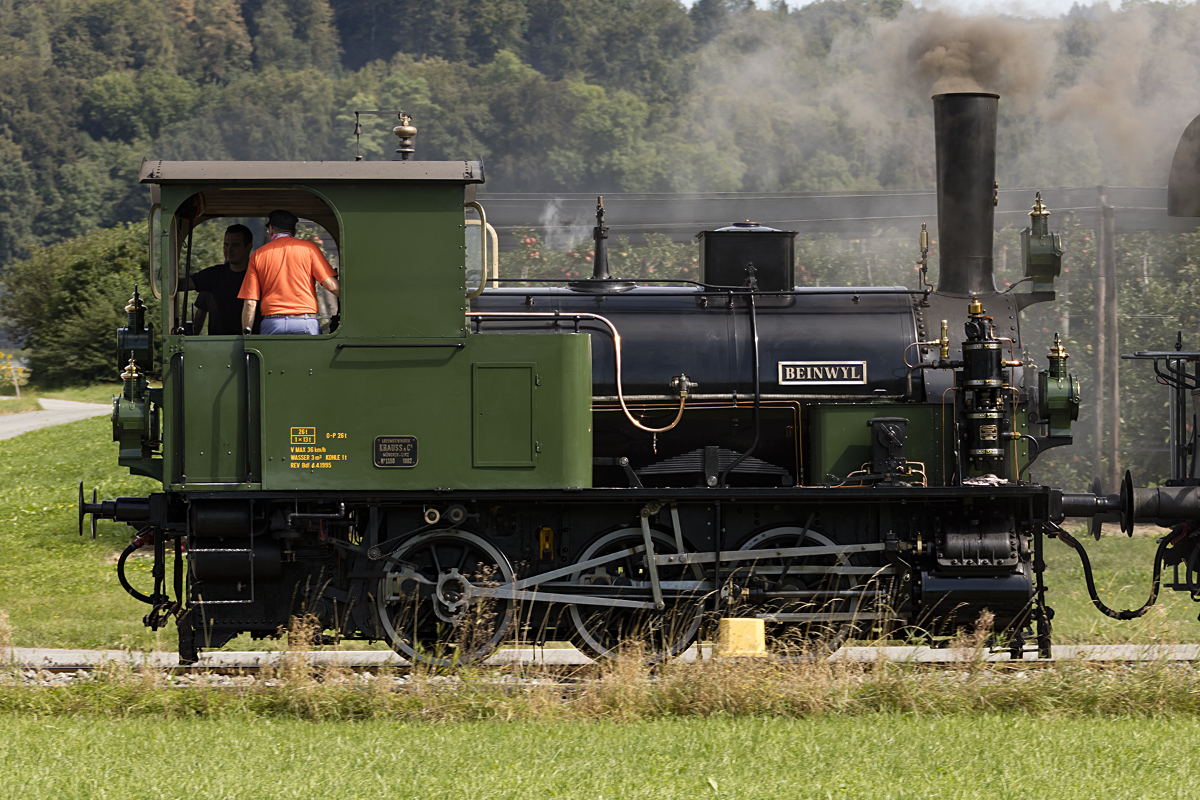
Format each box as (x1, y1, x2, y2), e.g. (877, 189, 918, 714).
(260, 316, 321, 335)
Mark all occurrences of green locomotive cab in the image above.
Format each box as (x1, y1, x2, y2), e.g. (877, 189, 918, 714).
(121, 160, 592, 492)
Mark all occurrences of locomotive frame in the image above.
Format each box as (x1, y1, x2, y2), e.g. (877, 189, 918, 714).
(80, 93, 1200, 664)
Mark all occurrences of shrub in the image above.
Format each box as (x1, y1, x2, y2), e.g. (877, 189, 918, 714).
(0, 223, 161, 387)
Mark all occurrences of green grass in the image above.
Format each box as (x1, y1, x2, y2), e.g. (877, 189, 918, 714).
(1042, 529, 1197, 644)
(0, 415, 163, 649)
(32, 383, 123, 404)
(0, 381, 119, 417)
(0, 714, 1196, 799)
(0, 413, 1196, 651)
(8, 650, 1200, 719)
(0, 397, 41, 415)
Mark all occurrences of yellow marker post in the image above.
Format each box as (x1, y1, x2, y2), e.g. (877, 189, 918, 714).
(715, 618, 768, 658)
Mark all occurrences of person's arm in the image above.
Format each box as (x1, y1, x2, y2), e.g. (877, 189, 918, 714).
(237, 257, 259, 333)
(241, 299, 257, 333)
(192, 291, 214, 335)
(310, 244, 339, 298)
(176, 276, 196, 292)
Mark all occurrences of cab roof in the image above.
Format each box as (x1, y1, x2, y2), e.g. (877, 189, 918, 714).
(139, 159, 484, 185)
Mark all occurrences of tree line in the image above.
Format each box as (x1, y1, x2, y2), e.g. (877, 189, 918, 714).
(6, 0, 1200, 272)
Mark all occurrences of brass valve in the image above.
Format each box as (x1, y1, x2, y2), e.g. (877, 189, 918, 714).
(121, 356, 141, 402)
(393, 111, 416, 160)
(1048, 332, 1067, 359)
(939, 319, 950, 361)
(968, 296, 983, 316)
(1029, 191, 1050, 218)
(916, 222, 932, 292)
(670, 374, 697, 399)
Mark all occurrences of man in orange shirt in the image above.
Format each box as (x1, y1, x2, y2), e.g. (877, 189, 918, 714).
(239, 210, 340, 335)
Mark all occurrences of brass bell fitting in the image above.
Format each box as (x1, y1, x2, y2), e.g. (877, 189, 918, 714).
(393, 112, 417, 161)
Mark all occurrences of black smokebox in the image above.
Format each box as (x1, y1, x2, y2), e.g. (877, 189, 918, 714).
(934, 92, 999, 297)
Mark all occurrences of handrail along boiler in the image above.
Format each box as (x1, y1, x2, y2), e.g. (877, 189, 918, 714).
(80, 95, 1200, 662)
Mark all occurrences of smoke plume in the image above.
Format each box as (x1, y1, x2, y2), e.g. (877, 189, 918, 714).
(539, 199, 595, 251)
(896, 11, 1057, 103)
(677, 3, 1200, 193)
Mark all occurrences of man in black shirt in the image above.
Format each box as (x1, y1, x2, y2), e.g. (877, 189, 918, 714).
(179, 224, 256, 335)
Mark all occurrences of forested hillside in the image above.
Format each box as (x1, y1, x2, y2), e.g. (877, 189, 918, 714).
(3, 0, 1200, 271)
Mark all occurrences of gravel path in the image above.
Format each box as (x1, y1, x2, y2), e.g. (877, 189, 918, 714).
(0, 398, 111, 440)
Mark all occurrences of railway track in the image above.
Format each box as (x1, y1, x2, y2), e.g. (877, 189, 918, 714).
(7, 643, 1200, 674)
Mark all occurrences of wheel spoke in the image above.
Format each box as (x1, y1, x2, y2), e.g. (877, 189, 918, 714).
(736, 525, 859, 655)
(376, 531, 515, 666)
(568, 527, 703, 661)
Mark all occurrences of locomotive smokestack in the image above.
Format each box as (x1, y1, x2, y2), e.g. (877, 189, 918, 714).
(934, 93, 999, 297)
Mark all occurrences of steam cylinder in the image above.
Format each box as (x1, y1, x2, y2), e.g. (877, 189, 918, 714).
(934, 93, 999, 297)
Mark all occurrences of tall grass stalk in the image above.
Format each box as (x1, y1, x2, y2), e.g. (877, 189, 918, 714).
(0, 609, 11, 669)
(5, 629, 1200, 721)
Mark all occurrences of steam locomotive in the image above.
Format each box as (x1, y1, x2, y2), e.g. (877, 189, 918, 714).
(79, 92, 1200, 663)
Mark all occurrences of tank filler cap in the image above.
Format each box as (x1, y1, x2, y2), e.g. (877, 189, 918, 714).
(715, 221, 780, 233)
